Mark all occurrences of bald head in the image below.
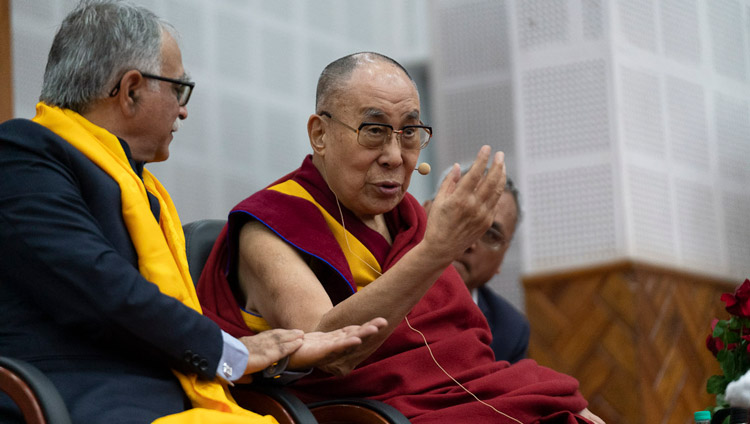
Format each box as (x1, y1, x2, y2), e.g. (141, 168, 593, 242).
(315, 52, 417, 114)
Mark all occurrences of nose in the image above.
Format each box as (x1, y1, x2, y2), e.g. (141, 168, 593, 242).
(178, 105, 188, 120)
(464, 240, 478, 253)
(377, 132, 404, 169)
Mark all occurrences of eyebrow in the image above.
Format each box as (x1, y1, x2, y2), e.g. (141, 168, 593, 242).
(404, 110, 420, 121)
(360, 108, 421, 122)
(361, 108, 386, 120)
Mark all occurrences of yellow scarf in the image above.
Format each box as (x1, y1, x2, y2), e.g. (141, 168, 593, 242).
(32, 103, 276, 424)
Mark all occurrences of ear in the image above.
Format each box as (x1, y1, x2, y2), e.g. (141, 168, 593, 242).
(115, 70, 146, 117)
(308, 114, 327, 155)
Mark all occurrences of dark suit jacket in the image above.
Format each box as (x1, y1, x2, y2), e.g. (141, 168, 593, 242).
(476, 285, 530, 363)
(0, 119, 223, 423)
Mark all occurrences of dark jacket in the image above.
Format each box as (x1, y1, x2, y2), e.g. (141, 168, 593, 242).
(477, 285, 530, 363)
(0, 119, 222, 423)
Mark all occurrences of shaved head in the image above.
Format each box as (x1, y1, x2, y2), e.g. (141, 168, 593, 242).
(315, 52, 417, 114)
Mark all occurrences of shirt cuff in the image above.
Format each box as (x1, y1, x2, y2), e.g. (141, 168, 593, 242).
(217, 330, 249, 382)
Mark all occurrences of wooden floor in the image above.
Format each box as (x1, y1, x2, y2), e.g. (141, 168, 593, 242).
(523, 260, 735, 424)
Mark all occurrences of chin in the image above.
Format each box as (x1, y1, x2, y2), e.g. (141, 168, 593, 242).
(152, 151, 170, 163)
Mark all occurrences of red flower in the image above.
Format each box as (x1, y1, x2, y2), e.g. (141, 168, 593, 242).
(721, 279, 750, 318)
(707, 319, 725, 357)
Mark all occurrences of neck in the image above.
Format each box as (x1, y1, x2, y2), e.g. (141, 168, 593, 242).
(80, 101, 131, 145)
(360, 214, 392, 244)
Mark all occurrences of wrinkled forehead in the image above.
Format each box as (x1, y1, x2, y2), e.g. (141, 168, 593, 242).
(336, 62, 421, 116)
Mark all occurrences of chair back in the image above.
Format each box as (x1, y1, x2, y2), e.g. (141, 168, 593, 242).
(183, 219, 225, 285)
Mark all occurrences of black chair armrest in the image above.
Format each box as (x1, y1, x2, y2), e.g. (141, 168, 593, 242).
(230, 383, 319, 424)
(308, 398, 411, 424)
(0, 357, 71, 424)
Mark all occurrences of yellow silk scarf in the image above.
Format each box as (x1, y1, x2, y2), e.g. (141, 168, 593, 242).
(32, 103, 276, 424)
(241, 179, 382, 333)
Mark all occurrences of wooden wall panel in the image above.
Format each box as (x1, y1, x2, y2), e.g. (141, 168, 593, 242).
(523, 260, 735, 424)
(1, 0, 12, 121)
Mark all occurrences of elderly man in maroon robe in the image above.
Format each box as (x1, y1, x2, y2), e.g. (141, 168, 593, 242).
(198, 52, 605, 424)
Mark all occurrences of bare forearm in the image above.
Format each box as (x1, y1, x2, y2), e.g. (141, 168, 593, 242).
(309, 242, 451, 371)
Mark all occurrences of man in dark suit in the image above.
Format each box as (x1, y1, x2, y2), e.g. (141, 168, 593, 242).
(0, 1, 383, 423)
(425, 174, 529, 363)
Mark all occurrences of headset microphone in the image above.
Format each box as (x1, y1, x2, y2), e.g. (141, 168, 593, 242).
(415, 162, 431, 175)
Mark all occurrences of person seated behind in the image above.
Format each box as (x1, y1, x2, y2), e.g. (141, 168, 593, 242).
(198, 52, 604, 424)
(424, 171, 529, 363)
(0, 2, 384, 423)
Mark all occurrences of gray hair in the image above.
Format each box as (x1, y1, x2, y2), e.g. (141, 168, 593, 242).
(436, 163, 523, 224)
(315, 52, 417, 113)
(40, 0, 177, 113)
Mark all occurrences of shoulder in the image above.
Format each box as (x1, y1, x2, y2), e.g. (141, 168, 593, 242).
(477, 286, 529, 328)
(1, 118, 57, 141)
(0, 118, 77, 159)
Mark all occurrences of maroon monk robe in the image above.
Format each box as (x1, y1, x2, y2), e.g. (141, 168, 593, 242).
(198, 155, 592, 424)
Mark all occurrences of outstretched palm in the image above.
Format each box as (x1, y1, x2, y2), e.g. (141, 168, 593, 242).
(289, 318, 387, 371)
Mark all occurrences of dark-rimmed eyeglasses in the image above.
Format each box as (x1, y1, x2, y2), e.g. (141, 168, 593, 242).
(479, 225, 506, 251)
(109, 71, 195, 106)
(319, 111, 432, 150)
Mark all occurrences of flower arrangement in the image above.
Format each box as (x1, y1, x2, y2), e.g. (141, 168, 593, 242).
(706, 279, 750, 412)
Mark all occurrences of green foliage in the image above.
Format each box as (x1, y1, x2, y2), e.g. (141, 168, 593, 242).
(707, 311, 750, 411)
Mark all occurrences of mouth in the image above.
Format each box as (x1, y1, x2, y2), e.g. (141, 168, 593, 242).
(373, 181, 402, 196)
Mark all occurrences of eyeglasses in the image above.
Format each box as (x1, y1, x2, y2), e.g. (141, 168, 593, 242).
(479, 226, 507, 251)
(109, 71, 195, 106)
(141, 73, 194, 106)
(319, 111, 432, 150)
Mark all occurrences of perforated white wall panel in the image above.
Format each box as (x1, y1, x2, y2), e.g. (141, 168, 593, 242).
(660, 0, 701, 64)
(518, 0, 568, 50)
(715, 93, 750, 183)
(620, 66, 665, 157)
(528, 165, 618, 269)
(724, 192, 750, 278)
(627, 166, 676, 261)
(433, 0, 510, 79)
(440, 84, 515, 169)
(617, 0, 657, 52)
(675, 180, 722, 269)
(709, 0, 748, 81)
(524, 60, 610, 159)
(582, 0, 605, 40)
(667, 77, 709, 170)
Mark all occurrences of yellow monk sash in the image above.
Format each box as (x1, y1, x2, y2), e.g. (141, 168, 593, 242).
(32, 103, 276, 424)
(240, 179, 382, 333)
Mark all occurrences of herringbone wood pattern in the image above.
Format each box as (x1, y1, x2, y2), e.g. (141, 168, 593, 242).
(523, 261, 735, 424)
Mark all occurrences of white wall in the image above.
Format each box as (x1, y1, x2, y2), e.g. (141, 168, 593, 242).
(10, 0, 434, 225)
(429, 0, 750, 301)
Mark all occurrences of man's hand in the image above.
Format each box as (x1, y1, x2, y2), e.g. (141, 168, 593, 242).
(288, 317, 387, 374)
(237, 318, 387, 378)
(239, 328, 305, 375)
(578, 408, 606, 424)
(422, 145, 506, 263)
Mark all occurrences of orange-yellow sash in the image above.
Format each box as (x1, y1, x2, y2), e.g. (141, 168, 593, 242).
(32, 103, 276, 424)
(241, 179, 382, 333)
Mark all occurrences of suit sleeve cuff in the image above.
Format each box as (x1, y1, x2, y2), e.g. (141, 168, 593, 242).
(217, 330, 249, 382)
